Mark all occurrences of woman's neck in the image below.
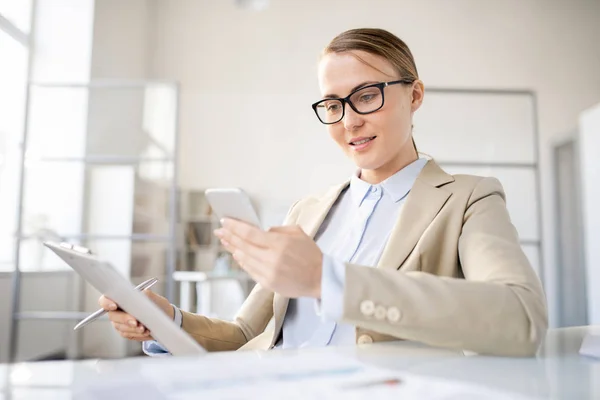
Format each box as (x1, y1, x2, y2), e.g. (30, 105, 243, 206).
(360, 152, 419, 184)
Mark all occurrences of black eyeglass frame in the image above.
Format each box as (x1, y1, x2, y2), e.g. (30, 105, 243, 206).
(311, 79, 415, 125)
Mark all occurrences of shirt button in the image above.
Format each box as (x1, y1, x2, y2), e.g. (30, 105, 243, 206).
(357, 334, 374, 345)
(387, 307, 401, 323)
(359, 300, 375, 317)
(374, 305, 387, 320)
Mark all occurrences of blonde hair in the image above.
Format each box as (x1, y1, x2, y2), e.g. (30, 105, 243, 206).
(323, 28, 420, 154)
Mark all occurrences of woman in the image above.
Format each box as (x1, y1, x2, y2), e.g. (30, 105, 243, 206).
(100, 28, 547, 356)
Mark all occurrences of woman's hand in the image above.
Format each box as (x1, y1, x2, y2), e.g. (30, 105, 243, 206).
(215, 219, 323, 299)
(98, 290, 174, 341)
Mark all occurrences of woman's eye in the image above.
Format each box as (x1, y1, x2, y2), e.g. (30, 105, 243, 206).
(359, 93, 376, 102)
(326, 103, 341, 112)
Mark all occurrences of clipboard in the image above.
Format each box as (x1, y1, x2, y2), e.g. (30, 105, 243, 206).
(44, 241, 206, 357)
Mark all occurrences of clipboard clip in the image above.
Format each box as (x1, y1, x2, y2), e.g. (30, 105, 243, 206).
(59, 242, 92, 254)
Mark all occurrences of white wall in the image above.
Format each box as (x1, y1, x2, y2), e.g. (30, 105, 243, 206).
(580, 103, 600, 324)
(87, 0, 156, 156)
(149, 0, 600, 326)
(90, 0, 155, 80)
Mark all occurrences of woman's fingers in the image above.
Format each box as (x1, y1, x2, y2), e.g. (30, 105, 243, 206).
(217, 218, 273, 248)
(98, 295, 118, 311)
(111, 321, 152, 341)
(106, 309, 136, 325)
(99, 295, 159, 341)
(105, 309, 150, 338)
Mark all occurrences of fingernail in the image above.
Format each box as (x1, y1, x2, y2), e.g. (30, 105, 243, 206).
(220, 218, 227, 226)
(128, 320, 137, 327)
(138, 326, 145, 332)
(108, 303, 117, 311)
(214, 229, 223, 237)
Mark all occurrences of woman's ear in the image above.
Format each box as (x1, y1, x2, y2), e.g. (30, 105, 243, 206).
(410, 80, 425, 113)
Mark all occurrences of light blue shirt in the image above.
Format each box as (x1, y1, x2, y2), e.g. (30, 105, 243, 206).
(144, 158, 427, 355)
(277, 158, 427, 348)
(142, 305, 182, 356)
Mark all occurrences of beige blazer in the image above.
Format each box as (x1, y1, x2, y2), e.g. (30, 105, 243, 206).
(180, 160, 548, 356)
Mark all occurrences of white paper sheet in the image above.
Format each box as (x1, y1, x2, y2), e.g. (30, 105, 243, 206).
(44, 242, 205, 357)
(580, 333, 600, 359)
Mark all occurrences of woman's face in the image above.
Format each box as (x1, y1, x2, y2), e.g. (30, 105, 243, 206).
(317, 51, 424, 182)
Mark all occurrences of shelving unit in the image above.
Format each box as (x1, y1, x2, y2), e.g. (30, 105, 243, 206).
(176, 189, 253, 318)
(8, 80, 180, 361)
(414, 87, 544, 279)
(178, 189, 218, 272)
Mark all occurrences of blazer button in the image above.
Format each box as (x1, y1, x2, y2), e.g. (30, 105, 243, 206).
(359, 300, 375, 316)
(374, 305, 387, 320)
(386, 306, 401, 323)
(357, 334, 374, 344)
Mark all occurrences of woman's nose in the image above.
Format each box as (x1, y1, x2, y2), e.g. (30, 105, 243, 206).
(343, 103, 364, 131)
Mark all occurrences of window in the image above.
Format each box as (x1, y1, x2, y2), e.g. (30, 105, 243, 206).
(0, 0, 32, 34)
(0, 8, 30, 271)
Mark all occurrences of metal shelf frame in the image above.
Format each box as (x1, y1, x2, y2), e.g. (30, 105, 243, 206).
(8, 79, 181, 362)
(427, 87, 544, 284)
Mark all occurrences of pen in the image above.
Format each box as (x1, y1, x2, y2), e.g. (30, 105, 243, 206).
(73, 277, 158, 331)
(341, 378, 402, 390)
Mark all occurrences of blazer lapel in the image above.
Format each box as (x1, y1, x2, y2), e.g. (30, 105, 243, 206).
(296, 182, 349, 238)
(377, 160, 454, 270)
(270, 182, 349, 347)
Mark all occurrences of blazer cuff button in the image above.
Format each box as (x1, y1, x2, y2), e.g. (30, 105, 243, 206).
(374, 305, 387, 320)
(386, 306, 401, 323)
(357, 334, 374, 345)
(359, 300, 375, 317)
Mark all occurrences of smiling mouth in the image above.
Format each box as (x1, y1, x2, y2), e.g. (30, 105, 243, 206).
(349, 136, 377, 146)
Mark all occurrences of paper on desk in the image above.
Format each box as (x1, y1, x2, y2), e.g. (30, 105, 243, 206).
(76, 352, 537, 399)
(580, 333, 600, 359)
(44, 242, 205, 357)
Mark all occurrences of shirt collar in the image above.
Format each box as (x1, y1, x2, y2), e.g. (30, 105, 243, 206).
(349, 158, 428, 207)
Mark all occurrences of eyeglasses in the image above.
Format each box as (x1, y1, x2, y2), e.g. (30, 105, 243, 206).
(311, 79, 414, 125)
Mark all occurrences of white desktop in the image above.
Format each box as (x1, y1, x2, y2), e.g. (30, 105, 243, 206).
(1, 326, 599, 399)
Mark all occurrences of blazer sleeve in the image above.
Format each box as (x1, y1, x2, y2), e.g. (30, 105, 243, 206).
(179, 199, 302, 352)
(340, 177, 548, 356)
(180, 283, 274, 352)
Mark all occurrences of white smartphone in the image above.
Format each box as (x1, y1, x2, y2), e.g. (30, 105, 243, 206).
(204, 188, 262, 228)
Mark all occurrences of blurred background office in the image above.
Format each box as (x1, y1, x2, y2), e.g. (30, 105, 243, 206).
(0, 0, 599, 362)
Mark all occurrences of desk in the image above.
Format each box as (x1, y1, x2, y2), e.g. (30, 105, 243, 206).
(1, 326, 599, 399)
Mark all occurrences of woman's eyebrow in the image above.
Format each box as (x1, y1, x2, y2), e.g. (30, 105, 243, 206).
(323, 81, 379, 98)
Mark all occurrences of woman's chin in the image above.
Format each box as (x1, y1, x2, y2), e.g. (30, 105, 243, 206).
(352, 158, 385, 172)
(347, 147, 379, 165)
